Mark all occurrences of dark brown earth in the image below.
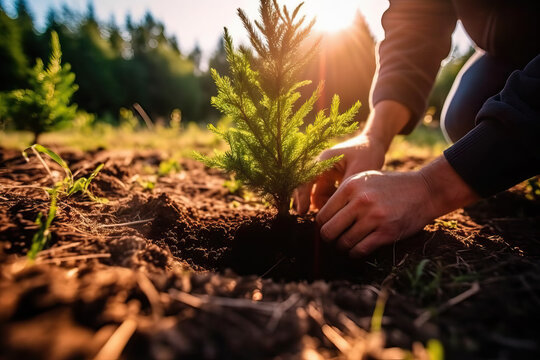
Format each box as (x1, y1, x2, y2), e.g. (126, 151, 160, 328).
(0, 147, 539, 360)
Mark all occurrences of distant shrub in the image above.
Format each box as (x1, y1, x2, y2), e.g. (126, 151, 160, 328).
(3, 31, 78, 143)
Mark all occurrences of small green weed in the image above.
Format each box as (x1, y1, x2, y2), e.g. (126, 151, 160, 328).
(425, 339, 445, 360)
(406, 259, 442, 301)
(136, 158, 180, 192)
(158, 158, 182, 177)
(435, 219, 458, 229)
(23, 144, 107, 259)
(370, 289, 445, 359)
(23, 144, 108, 203)
(138, 178, 156, 191)
(27, 189, 58, 260)
(370, 290, 387, 333)
(525, 177, 540, 201)
(223, 175, 243, 195)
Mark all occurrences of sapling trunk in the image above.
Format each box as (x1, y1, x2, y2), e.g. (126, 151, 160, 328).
(276, 196, 291, 217)
(196, 0, 361, 216)
(33, 132, 41, 145)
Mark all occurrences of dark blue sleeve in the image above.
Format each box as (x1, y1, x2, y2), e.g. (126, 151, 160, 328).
(444, 54, 540, 197)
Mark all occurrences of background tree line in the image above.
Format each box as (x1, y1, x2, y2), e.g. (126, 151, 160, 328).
(0, 0, 230, 125)
(0, 0, 470, 129)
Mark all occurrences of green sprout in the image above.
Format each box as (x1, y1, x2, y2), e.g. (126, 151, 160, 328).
(435, 219, 458, 229)
(23, 144, 107, 260)
(223, 174, 243, 195)
(158, 158, 182, 177)
(406, 259, 442, 301)
(138, 178, 156, 191)
(370, 290, 387, 333)
(370, 288, 445, 360)
(27, 188, 58, 260)
(525, 177, 540, 201)
(23, 144, 108, 203)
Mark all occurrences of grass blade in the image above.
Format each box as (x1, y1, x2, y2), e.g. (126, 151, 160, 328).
(27, 189, 58, 260)
(23, 144, 73, 185)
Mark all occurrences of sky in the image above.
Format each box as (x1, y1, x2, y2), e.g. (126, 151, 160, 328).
(4, 0, 472, 69)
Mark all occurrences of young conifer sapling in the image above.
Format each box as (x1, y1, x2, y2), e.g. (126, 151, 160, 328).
(197, 0, 361, 216)
(3, 31, 78, 144)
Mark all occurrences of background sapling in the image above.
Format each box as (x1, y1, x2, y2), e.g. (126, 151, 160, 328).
(3, 31, 78, 144)
(197, 0, 361, 216)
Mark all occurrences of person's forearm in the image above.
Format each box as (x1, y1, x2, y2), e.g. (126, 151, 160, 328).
(419, 156, 480, 217)
(371, 1, 456, 133)
(362, 100, 411, 151)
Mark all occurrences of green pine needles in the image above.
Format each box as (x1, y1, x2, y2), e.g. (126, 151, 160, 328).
(3, 31, 78, 144)
(197, 0, 361, 216)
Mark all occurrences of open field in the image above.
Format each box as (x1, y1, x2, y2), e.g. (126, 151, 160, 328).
(1, 128, 539, 359)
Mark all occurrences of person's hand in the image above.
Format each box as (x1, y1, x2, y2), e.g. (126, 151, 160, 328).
(316, 170, 432, 258)
(295, 100, 413, 214)
(294, 134, 386, 213)
(316, 157, 480, 258)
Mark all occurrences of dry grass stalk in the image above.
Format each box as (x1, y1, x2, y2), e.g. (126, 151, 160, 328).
(93, 318, 137, 360)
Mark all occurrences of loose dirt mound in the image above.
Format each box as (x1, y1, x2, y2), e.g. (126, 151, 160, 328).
(1, 147, 539, 359)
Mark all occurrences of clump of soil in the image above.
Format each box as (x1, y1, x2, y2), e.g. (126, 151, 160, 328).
(1, 147, 539, 360)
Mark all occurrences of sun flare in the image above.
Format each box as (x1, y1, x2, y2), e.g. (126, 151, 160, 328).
(308, 1, 359, 33)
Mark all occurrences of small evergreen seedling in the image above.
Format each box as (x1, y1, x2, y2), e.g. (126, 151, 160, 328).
(4, 31, 78, 144)
(197, 0, 361, 216)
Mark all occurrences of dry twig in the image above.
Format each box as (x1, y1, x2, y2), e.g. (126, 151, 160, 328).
(137, 273, 163, 318)
(414, 282, 480, 327)
(36, 253, 111, 264)
(99, 218, 155, 228)
(93, 318, 137, 360)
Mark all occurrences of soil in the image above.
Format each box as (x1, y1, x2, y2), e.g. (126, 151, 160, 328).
(0, 147, 539, 360)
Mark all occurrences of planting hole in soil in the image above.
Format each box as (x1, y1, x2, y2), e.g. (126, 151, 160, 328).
(111, 185, 357, 282)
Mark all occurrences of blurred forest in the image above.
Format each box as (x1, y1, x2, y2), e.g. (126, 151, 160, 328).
(0, 0, 470, 130)
(0, 0, 222, 125)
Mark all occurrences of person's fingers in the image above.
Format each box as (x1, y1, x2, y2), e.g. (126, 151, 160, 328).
(343, 164, 360, 182)
(349, 231, 392, 258)
(316, 177, 353, 225)
(335, 219, 375, 251)
(311, 177, 336, 210)
(296, 149, 345, 214)
(294, 180, 314, 214)
(311, 167, 342, 210)
(310, 148, 345, 210)
(319, 203, 357, 242)
(317, 148, 338, 162)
